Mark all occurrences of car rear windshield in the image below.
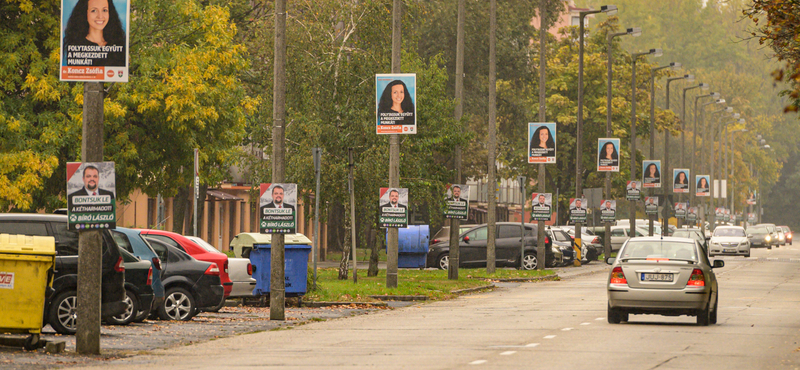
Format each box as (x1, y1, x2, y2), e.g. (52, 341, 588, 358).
(672, 230, 699, 240)
(713, 228, 746, 237)
(747, 227, 768, 234)
(620, 241, 696, 260)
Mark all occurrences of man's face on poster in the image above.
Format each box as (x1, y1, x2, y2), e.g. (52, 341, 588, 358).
(605, 201, 611, 209)
(272, 187, 284, 205)
(390, 190, 399, 205)
(538, 195, 545, 205)
(452, 187, 461, 199)
(83, 167, 99, 191)
(631, 182, 637, 190)
(576, 200, 582, 208)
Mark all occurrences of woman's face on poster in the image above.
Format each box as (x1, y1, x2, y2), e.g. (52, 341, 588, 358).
(648, 164, 657, 177)
(87, 0, 109, 33)
(678, 172, 686, 182)
(538, 128, 549, 145)
(605, 143, 613, 157)
(700, 178, 707, 187)
(391, 84, 405, 105)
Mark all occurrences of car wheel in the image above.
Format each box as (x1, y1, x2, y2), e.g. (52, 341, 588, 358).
(710, 294, 718, 325)
(48, 290, 77, 335)
(106, 290, 138, 325)
(437, 254, 449, 270)
(132, 309, 149, 323)
(522, 253, 538, 270)
(581, 246, 592, 265)
(697, 302, 711, 326)
(768, 246, 772, 250)
(159, 287, 196, 321)
(607, 303, 621, 324)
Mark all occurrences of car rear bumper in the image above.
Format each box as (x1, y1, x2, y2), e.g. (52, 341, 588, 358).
(193, 280, 225, 309)
(608, 287, 710, 311)
(710, 246, 750, 256)
(228, 280, 257, 298)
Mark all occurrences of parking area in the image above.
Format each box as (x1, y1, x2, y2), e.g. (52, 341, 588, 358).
(0, 302, 388, 369)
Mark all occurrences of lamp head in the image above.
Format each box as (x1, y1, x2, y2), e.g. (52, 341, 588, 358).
(699, 83, 710, 90)
(628, 27, 642, 37)
(716, 98, 725, 104)
(738, 118, 745, 124)
(732, 113, 740, 119)
(651, 48, 663, 57)
(685, 74, 695, 82)
(601, 5, 618, 15)
(764, 144, 771, 149)
(711, 92, 720, 98)
(670, 62, 682, 70)
(725, 107, 734, 113)
(756, 134, 762, 140)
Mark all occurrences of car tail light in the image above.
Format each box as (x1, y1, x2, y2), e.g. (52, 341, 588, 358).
(610, 266, 627, 285)
(224, 259, 229, 274)
(205, 263, 220, 276)
(592, 236, 601, 244)
(147, 267, 153, 286)
(687, 269, 705, 287)
(545, 236, 551, 244)
(432, 239, 440, 244)
(247, 263, 253, 276)
(114, 256, 125, 272)
(152, 257, 162, 270)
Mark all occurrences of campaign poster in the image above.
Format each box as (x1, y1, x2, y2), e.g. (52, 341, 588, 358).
(687, 207, 698, 222)
(67, 162, 116, 230)
(376, 74, 417, 135)
(259, 183, 297, 234)
(724, 208, 731, 222)
(644, 196, 659, 215)
(569, 197, 587, 222)
(714, 207, 725, 219)
(674, 202, 688, 219)
(597, 138, 620, 172)
(747, 213, 757, 223)
(626, 181, 642, 201)
(735, 213, 744, 222)
(746, 190, 757, 205)
(60, 0, 130, 82)
(531, 193, 553, 222)
(528, 122, 557, 164)
(379, 187, 409, 228)
(444, 184, 469, 220)
(642, 160, 662, 188)
(696, 175, 711, 197)
(600, 199, 616, 222)
(673, 169, 690, 193)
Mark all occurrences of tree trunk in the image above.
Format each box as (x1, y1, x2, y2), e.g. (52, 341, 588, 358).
(367, 217, 380, 277)
(173, 186, 191, 235)
(326, 201, 345, 254)
(337, 205, 351, 280)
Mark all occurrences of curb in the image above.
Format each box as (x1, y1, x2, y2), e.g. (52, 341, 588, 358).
(485, 274, 560, 283)
(369, 295, 428, 301)
(301, 301, 389, 308)
(451, 284, 496, 294)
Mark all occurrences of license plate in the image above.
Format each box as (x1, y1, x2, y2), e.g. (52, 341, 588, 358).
(641, 273, 673, 282)
(724, 249, 736, 253)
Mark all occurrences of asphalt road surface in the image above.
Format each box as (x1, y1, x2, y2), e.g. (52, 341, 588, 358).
(72, 245, 800, 369)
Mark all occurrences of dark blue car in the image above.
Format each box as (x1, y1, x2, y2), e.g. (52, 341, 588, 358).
(112, 227, 165, 322)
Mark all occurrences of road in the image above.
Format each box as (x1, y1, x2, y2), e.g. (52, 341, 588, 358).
(79, 245, 800, 370)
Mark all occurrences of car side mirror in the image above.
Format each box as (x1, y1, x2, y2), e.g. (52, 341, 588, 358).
(705, 236, 711, 241)
(712, 260, 725, 269)
(747, 234, 753, 238)
(463, 236, 470, 243)
(605, 257, 616, 265)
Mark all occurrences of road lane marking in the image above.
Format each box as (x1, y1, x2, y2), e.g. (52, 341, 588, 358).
(469, 360, 487, 365)
(580, 322, 591, 326)
(526, 343, 540, 347)
(561, 328, 573, 331)
(544, 335, 556, 339)
(595, 317, 604, 320)
(500, 351, 516, 356)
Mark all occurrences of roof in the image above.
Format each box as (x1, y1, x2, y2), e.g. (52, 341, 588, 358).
(206, 190, 243, 201)
(0, 213, 67, 221)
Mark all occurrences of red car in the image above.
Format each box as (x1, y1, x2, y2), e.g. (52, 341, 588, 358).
(138, 230, 232, 306)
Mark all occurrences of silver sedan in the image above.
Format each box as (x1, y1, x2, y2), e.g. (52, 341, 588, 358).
(606, 236, 724, 326)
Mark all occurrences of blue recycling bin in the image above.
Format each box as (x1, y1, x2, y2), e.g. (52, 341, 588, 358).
(394, 225, 429, 268)
(249, 243, 311, 297)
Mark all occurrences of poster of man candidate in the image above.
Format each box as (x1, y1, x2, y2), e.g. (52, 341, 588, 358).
(644, 196, 659, 215)
(259, 183, 297, 234)
(569, 198, 587, 222)
(531, 193, 553, 222)
(687, 207, 698, 222)
(379, 188, 409, 228)
(715, 207, 725, 219)
(597, 138, 620, 172)
(67, 162, 116, 230)
(444, 184, 469, 220)
(724, 208, 731, 222)
(747, 213, 757, 223)
(626, 181, 642, 200)
(673, 169, 690, 193)
(60, 0, 130, 82)
(600, 200, 616, 222)
(376, 74, 417, 135)
(674, 202, 687, 218)
(528, 123, 557, 164)
(695, 175, 711, 197)
(642, 160, 662, 188)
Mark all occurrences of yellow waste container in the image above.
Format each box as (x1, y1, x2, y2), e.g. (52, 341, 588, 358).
(0, 234, 55, 350)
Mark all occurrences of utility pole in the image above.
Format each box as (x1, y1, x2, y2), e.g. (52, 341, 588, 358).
(193, 148, 199, 236)
(312, 148, 321, 290)
(448, 0, 465, 280)
(386, 0, 402, 288)
(349, 148, 357, 283)
(270, 0, 287, 320)
(537, 1, 547, 269)
(486, 0, 497, 273)
(76, 82, 104, 355)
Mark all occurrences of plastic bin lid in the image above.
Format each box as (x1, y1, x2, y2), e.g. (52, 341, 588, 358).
(0, 234, 56, 256)
(230, 232, 312, 246)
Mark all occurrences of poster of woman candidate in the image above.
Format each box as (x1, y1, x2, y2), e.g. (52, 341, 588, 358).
(597, 138, 620, 172)
(642, 160, 661, 188)
(531, 193, 552, 221)
(673, 169, 690, 193)
(60, 0, 130, 82)
(376, 74, 417, 135)
(259, 183, 297, 234)
(528, 123, 557, 164)
(66, 161, 116, 230)
(695, 175, 711, 197)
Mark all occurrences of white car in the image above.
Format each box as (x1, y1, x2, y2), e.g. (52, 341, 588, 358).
(609, 225, 648, 252)
(708, 226, 750, 257)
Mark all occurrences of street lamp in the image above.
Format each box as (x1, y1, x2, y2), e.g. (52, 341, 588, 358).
(702, 101, 728, 232)
(729, 125, 747, 218)
(578, 4, 617, 264)
(692, 91, 719, 228)
(718, 113, 740, 208)
(709, 108, 735, 229)
(629, 47, 659, 237)
(682, 83, 709, 169)
(600, 23, 638, 258)
(646, 61, 679, 235)
(663, 73, 693, 234)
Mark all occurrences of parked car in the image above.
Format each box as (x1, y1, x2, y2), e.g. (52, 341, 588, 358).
(546, 227, 574, 266)
(430, 224, 478, 245)
(755, 223, 781, 248)
(0, 214, 126, 335)
(552, 226, 602, 262)
(609, 225, 647, 252)
(708, 226, 750, 257)
(111, 227, 165, 322)
(745, 225, 773, 249)
(779, 226, 792, 245)
(606, 236, 724, 326)
(139, 229, 232, 310)
(144, 238, 225, 321)
(106, 248, 154, 325)
(671, 228, 708, 251)
(426, 223, 553, 270)
(187, 236, 255, 299)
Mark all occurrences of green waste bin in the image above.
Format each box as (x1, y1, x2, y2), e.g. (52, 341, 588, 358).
(0, 234, 55, 350)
